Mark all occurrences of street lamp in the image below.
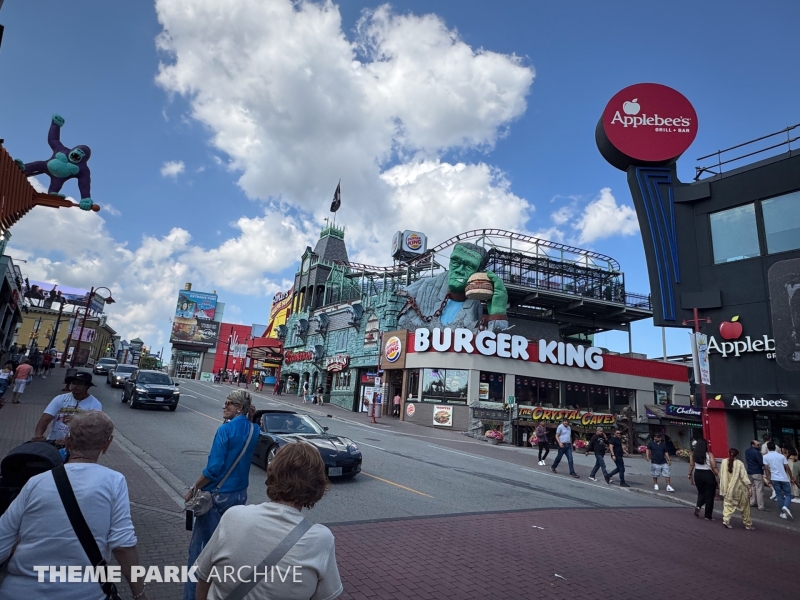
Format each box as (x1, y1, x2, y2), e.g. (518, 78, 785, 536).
(63, 286, 115, 367)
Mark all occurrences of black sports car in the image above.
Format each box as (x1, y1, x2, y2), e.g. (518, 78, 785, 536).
(250, 410, 361, 478)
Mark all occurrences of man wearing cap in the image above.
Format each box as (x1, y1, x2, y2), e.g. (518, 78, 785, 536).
(30, 372, 103, 445)
(646, 433, 675, 492)
(586, 427, 611, 483)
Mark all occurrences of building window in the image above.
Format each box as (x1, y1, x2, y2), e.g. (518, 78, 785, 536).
(335, 329, 349, 351)
(478, 371, 504, 401)
(407, 369, 420, 399)
(334, 370, 351, 390)
(612, 388, 635, 414)
(654, 383, 672, 405)
(589, 386, 610, 413)
(538, 378, 559, 408)
(514, 376, 537, 405)
(421, 369, 468, 403)
(710, 203, 760, 264)
(762, 190, 800, 255)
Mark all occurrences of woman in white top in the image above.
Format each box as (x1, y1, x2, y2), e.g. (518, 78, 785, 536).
(688, 438, 719, 521)
(195, 441, 343, 600)
(0, 412, 147, 600)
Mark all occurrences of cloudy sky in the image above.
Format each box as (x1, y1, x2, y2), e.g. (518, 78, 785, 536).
(0, 1, 797, 357)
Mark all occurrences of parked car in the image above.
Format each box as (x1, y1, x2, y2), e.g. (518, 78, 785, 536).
(107, 364, 138, 388)
(122, 369, 180, 411)
(93, 358, 118, 376)
(249, 410, 361, 478)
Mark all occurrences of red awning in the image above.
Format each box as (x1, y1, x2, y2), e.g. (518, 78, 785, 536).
(246, 337, 283, 364)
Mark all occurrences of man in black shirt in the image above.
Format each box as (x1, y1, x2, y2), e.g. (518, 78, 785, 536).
(586, 427, 610, 483)
(646, 433, 674, 492)
(607, 429, 629, 487)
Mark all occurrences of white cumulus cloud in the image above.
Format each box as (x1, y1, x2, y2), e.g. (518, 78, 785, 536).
(573, 187, 639, 244)
(160, 160, 185, 178)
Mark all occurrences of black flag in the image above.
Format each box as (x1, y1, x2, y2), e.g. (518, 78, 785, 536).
(330, 182, 341, 213)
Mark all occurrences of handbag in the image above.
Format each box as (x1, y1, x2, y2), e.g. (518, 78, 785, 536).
(52, 465, 124, 600)
(186, 423, 256, 517)
(222, 518, 312, 600)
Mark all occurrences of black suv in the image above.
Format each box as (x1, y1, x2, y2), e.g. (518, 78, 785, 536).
(122, 370, 180, 411)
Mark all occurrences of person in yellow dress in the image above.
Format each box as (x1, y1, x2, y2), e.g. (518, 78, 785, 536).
(720, 448, 754, 530)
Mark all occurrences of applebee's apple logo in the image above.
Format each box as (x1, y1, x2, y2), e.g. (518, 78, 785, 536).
(623, 99, 640, 115)
(706, 315, 775, 359)
(719, 315, 742, 340)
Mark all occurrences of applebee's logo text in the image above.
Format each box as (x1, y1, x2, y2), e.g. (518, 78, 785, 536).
(707, 335, 775, 358)
(730, 396, 789, 409)
(610, 98, 692, 129)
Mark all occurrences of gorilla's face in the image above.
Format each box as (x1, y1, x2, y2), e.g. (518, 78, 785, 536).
(68, 147, 86, 163)
(448, 244, 483, 293)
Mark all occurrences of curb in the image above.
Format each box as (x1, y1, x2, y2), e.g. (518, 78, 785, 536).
(112, 429, 187, 509)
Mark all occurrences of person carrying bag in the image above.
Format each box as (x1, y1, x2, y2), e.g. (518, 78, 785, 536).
(183, 390, 260, 600)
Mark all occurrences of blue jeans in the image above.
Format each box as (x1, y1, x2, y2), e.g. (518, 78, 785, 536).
(608, 457, 626, 483)
(590, 454, 609, 479)
(183, 489, 247, 600)
(552, 443, 575, 474)
(773, 480, 792, 512)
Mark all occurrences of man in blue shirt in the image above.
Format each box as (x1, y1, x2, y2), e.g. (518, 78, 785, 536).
(745, 439, 766, 511)
(550, 419, 579, 478)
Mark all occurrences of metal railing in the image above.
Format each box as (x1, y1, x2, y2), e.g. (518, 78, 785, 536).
(695, 123, 799, 180)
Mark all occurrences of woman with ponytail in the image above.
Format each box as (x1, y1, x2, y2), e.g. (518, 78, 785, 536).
(689, 438, 718, 520)
(720, 447, 754, 530)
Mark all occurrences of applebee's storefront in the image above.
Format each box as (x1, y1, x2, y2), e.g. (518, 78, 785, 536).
(382, 328, 689, 433)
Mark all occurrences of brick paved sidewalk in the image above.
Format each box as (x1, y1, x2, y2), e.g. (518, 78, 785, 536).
(0, 369, 189, 600)
(330, 506, 797, 600)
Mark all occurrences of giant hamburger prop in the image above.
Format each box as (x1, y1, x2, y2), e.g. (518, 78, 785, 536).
(465, 273, 494, 301)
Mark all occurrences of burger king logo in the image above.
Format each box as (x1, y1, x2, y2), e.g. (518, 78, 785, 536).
(406, 233, 422, 250)
(385, 336, 402, 363)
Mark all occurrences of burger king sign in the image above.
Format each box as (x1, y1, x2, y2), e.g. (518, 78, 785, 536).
(381, 330, 408, 369)
(385, 336, 402, 363)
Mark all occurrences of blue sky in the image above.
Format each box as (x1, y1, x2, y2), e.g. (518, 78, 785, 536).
(0, 1, 797, 357)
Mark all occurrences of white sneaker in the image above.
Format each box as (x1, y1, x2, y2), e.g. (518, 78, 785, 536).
(589, 477, 597, 481)
(771, 493, 777, 501)
(539, 460, 545, 466)
(792, 498, 800, 504)
(780, 513, 787, 519)
(666, 485, 675, 492)
(654, 484, 659, 491)
(782, 507, 793, 520)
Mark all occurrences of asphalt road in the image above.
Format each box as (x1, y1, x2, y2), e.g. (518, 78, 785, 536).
(95, 377, 669, 524)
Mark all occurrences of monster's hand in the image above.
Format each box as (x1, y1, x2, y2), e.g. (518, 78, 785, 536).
(79, 198, 93, 211)
(52, 114, 65, 127)
(485, 271, 508, 316)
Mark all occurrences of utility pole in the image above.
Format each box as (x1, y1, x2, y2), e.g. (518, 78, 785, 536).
(683, 308, 712, 445)
(48, 301, 65, 351)
(222, 334, 232, 382)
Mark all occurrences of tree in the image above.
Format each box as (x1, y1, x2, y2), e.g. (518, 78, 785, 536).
(139, 356, 160, 370)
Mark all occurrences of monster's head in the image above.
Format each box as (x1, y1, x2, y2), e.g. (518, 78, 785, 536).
(68, 145, 91, 164)
(448, 243, 488, 293)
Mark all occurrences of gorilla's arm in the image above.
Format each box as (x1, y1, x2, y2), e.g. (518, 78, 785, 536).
(47, 115, 68, 154)
(77, 167, 92, 201)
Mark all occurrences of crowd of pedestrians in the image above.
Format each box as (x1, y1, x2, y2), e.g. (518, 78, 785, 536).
(535, 423, 800, 529)
(0, 374, 343, 599)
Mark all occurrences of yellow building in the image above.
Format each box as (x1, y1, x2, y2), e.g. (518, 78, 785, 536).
(15, 306, 116, 366)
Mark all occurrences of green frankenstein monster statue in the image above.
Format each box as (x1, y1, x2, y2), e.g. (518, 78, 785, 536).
(397, 242, 508, 332)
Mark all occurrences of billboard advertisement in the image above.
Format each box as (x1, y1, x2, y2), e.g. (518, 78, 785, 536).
(67, 319, 97, 343)
(265, 287, 293, 338)
(170, 289, 219, 347)
(27, 280, 105, 313)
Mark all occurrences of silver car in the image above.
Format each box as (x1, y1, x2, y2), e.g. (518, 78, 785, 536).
(107, 364, 138, 388)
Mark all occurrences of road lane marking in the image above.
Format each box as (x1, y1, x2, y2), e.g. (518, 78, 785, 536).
(427, 445, 485, 460)
(179, 404, 222, 423)
(361, 472, 433, 498)
(355, 441, 386, 451)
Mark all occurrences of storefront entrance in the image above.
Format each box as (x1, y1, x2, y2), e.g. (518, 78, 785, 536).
(759, 413, 800, 450)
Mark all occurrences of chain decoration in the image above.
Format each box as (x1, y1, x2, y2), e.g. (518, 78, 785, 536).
(397, 290, 472, 324)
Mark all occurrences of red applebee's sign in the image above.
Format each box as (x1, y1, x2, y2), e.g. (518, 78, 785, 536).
(600, 83, 698, 166)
